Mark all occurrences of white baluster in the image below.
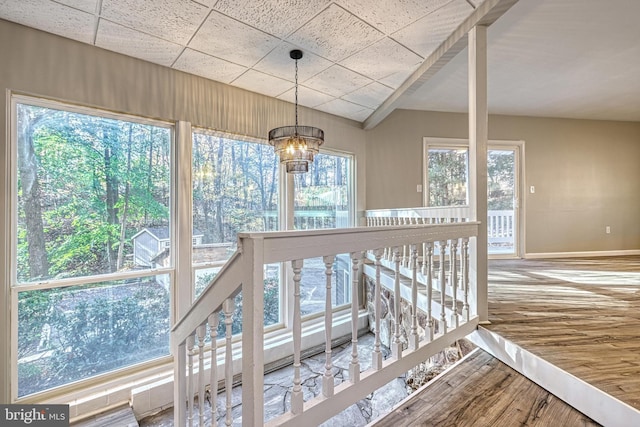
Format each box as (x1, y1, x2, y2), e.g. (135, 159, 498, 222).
(439, 240, 448, 334)
(322, 255, 336, 396)
(187, 334, 195, 427)
(291, 259, 304, 414)
(450, 239, 459, 328)
(425, 242, 434, 341)
(392, 247, 403, 359)
(372, 249, 383, 370)
(462, 238, 471, 321)
(409, 245, 419, 350)
(223, 298, 234, 426)
(196, 325, 206, 427)
(349, 252, 361, 383)
(208, 313, 219, 427)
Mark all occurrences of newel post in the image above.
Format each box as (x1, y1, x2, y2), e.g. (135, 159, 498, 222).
(469, 24, 489, 323)
(241, 236, 265, 426)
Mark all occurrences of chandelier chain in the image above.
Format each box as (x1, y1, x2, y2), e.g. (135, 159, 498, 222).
(294, 58, 299, 132)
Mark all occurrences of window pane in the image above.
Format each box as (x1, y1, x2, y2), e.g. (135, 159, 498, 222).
(17, 275, 170, 397)
(16, 103, 171, 283)
(294, 153, 352, 315)
(192, 132, 281, 326)
(428, 148, 468, 206)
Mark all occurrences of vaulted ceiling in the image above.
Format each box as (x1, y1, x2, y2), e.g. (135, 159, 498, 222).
(1, 0, 639, 125)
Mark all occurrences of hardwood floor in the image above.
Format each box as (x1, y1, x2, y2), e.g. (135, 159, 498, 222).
(485, 256, 640, 411)
(375, 349, 599, 427)
(375, 255, 640, 426)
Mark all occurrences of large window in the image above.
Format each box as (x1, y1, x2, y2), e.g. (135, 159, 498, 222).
(191, 131, 281, 331)
(13, 98, 172, 398)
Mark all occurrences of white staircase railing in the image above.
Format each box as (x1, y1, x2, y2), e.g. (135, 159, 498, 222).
(171, 222, 480, 426)
(366, 206, 515, 254)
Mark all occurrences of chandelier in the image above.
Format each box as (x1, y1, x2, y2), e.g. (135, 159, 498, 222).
(268, 49, 324, 174)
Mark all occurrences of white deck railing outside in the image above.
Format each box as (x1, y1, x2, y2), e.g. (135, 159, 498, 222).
(171, 222, 480, 426)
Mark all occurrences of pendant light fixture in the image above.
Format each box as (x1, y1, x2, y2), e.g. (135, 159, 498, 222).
(268, 49, 324, 174)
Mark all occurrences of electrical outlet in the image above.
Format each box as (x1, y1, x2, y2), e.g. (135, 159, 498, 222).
(416, 184, 422, 193)
(606, 226, 611, 234)
(530, 186, 535, 194)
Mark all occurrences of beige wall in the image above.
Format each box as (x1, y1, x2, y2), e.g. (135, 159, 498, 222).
(0, 19, 367, 403)
(366, 109, 640, 254)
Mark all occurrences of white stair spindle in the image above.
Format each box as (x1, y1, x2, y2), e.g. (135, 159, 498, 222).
(349, 252, 361, 383)
(450, 239, 459, 328)
(372, 249, 383, 370)
(462, 238, 471, 321)
(187, 334, 195, 427)
(223, 298, 234, 426)
(439, 240, 448, 334)
(208, 313, 219, 427)
(392, 247, 403, 359)
(322, 255, 336, 397)
(425, 242, 434, 341)
(409, 245, 419, 350)
(291, 259, 304, 414)
(196, 325, 206, 427)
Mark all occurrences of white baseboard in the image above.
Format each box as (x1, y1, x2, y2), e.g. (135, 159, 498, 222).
(524, 249, 640, 259)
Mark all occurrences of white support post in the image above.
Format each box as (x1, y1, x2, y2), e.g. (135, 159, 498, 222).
(241, 237, 265, 426)
(469, 24, 489, 324)
(450, 240, 459, 329)
(173, 341, 187, 427)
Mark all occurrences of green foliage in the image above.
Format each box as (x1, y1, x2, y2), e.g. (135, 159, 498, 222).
(17, 280, 170, 397)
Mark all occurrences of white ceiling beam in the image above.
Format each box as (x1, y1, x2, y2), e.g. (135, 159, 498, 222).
(363, 0, 519, 130)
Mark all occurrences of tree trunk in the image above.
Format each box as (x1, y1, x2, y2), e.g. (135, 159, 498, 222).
(103, 128, 120, 273)
(117, 125, 133, 270)
(17, 107, 49, 280)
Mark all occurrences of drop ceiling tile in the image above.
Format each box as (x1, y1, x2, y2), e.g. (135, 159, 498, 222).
(392, 0, 472, 58)
(253, 42, 333, 83)
(304, 65, 373, 98)
(189, 11, 280, 67)
(0, 0, 95, 44)
(173, 49, 247, 84)
(214, 0, 331, 38)
(341, 37, 422, 81)
(100, 0, 209, 45)
(336, 0, 453, 34)
(287, 4, 384, 62)
(342, 82, 393, 109)
(96, 19, 183, 66)
(277, 85, 334, 108)
(231, 69, 294, 98)
(56, 0, 98, 13)
(316, 98, 373, 122)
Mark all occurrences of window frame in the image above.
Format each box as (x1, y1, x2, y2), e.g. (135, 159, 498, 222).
(9, 94, 176, 401)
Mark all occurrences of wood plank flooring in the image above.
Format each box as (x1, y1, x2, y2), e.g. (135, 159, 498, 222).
(485, 256, 640, 411)
(375, 349, 599, 427)
(375, 255, 640, 426)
